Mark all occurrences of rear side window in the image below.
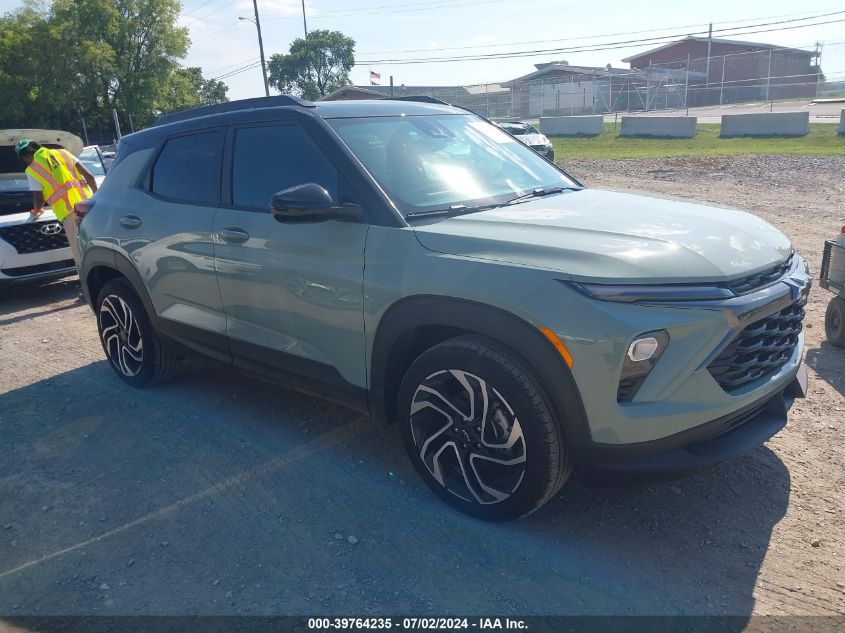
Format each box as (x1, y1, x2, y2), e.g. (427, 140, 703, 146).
(231, 125, 338, 210)
(151, 132, 220, 204)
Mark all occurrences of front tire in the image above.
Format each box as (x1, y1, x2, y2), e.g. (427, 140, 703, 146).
(825, 296, 845, 348)
(398, 335, 570, 521)
(96, 278, 178, 387)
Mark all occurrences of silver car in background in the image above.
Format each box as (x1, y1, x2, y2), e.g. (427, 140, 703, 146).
(496, 120, 554, 161)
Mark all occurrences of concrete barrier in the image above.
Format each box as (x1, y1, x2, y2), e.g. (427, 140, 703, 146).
(839, 109, 845, 135)
(619, 116, 697, 138)
(720, 111, 810, 137)
(540, 115, 603, 136)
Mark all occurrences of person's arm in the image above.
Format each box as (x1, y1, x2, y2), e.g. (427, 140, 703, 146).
(31, 191, 45, 215)
(26, 172, 44, 216)
(75, 161, 98, 193)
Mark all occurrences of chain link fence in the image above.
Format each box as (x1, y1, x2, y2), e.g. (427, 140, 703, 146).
(354, 42, 844, 119)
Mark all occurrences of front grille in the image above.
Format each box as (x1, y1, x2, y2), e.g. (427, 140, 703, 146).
(0, 222, 69, 254)
(724, 256, 793, 295)
(708, 293, 806, 392)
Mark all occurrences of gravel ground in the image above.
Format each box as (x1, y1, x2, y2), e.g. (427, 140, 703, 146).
(0, 154, 843, 620)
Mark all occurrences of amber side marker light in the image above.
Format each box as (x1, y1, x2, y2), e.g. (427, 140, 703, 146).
(538, 327, 574, 368)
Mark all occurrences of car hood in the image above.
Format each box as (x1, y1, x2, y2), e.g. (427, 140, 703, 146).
(412, 188, 792, 283)
(0, 129, 84, 157)
(0, 173, 29, 192)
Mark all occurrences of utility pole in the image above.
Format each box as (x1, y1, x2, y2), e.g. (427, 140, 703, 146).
(112, 109, 122, 140)
(249, 0, 270, 97)
(765, 48, 772, 105)
(301, 0, 308, 38)
(705, 22, 712, 104)
(684, 54, 690, 115)
(81, 117, 89, 146)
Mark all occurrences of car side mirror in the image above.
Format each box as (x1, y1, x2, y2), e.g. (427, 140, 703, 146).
(270, 183, 360, 222)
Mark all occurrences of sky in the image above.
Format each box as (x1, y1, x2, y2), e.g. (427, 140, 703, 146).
(2, 0, 844, 100)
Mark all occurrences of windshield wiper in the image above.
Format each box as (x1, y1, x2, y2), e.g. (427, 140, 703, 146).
(405, 187, 577, 220)
(504, 186, 573, 206)
(406, 203, 500, 219)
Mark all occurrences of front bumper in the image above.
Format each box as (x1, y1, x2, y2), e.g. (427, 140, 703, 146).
(586, 364, 806, 473)
(0, 210, 75, 285)
(519, 253, 810, 454)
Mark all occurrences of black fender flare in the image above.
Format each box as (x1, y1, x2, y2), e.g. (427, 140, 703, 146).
(80, 247, 158, 319)
(369, 295, 593, 457)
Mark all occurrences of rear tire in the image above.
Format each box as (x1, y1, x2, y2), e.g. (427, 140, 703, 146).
(398, 335, 570, 521)
(825, 296, 845, 348)
(96, 278, 178, 387)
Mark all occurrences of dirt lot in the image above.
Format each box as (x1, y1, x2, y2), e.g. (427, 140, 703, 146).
(1, 154, 843, 621)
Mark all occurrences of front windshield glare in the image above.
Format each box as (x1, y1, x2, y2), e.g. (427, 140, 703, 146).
(329, 115, 573, 215)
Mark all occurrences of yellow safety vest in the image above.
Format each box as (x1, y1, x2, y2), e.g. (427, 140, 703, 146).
(25, 147, 92, 222)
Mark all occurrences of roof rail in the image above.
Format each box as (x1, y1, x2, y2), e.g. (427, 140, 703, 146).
(381, 95, 451, 106)
(155, 95, 315, 127)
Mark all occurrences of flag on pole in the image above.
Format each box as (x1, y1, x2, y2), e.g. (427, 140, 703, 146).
(370, 70, 381, 85)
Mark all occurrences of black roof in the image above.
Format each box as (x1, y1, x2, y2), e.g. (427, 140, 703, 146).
(120, 95, 464, 149)
(154, 94, 461, 126)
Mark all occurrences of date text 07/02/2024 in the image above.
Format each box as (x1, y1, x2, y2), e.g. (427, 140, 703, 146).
(307, 618, 528, 630)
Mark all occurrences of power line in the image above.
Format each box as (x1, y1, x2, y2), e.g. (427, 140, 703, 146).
(358, 12, 845, 64)
(359, 6, 845, 55)
(205, 56, 261, 76)
(212, 61, 263, 81)
(264, 0, 506, 20)
(182, 0, 228, 18)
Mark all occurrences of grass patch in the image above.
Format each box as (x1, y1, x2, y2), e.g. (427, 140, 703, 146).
(551, 123, 845, 160)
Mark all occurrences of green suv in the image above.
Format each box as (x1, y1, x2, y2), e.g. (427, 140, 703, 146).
(78, 96, 809, 520)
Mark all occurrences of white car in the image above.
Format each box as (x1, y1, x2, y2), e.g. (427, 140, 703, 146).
(0, 129, 103, 286)
(495, 121, 554, 161)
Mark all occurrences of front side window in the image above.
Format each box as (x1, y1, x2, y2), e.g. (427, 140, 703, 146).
(151, 132, 220, 204)
(231, 125, 338, 210)
(328, 115, 574, 215)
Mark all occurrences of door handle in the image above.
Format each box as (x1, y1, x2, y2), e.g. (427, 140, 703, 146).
(119, 215, 142, 229)
(218, 227, 250, 243)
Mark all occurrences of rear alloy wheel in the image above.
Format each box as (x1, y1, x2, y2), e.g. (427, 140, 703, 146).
(99, 294, 144, 377)
(825, 296, 845, 348)
(399, 335, 570, 521)
(96, 278, 179, 387)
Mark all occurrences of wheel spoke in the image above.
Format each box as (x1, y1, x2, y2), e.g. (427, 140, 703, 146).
(410, 369, 527, 506)
(98, 294, 144, 377)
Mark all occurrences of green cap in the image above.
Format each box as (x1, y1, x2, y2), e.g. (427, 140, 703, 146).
(14, 139, 35, 157)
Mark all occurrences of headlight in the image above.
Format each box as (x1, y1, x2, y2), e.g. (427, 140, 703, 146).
(570, 282, 732, 303)
(617, 330, 669, 402)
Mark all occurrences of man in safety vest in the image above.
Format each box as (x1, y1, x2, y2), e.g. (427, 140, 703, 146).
(14, 139, 98, 269)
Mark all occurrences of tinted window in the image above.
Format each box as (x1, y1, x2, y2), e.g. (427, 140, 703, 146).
(152, 132, 220, 204)
(232, 125, 338, 210)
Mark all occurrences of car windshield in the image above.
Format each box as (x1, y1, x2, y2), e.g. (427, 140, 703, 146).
(328, 114, 575, 215)
(79, 148, 105, 176)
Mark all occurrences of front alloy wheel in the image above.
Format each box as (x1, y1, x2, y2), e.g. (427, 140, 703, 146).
(410, 369, 527, 505)
(399, 335, 570, 521)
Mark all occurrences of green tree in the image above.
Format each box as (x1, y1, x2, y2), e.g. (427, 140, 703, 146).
(267, 29, 355, 100)
(159, 66, 228, 114)
(0, 0, 228, 135)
